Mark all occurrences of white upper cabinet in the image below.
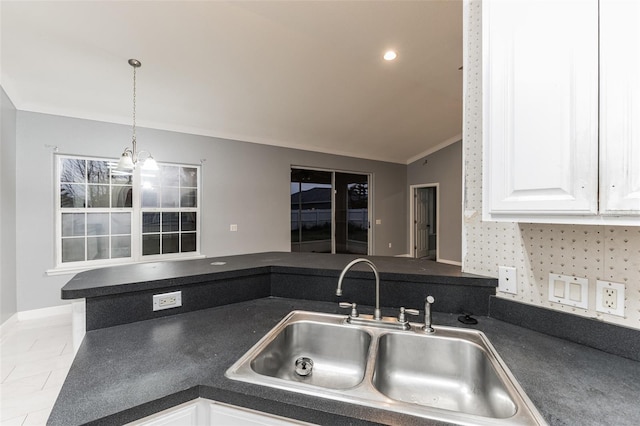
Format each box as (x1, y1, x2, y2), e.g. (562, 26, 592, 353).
(483, 0, 599, 216)
(600, 0, 640, 215)
(483, 0, 640, 225)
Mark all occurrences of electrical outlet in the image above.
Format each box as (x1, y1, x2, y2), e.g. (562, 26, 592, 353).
(153, 291, 182, 311)
(498, 266, 517, 294)
(230, 224, 238, 232)
(596, 280, 625, 317)
(548, 274, 588, 309)
(603, 288, 617, 309)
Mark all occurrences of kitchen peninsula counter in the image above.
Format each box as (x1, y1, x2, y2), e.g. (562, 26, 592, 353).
(61, 252, 492, 299)
(61, 252, 496, 331)
(51, 253, 640, 425)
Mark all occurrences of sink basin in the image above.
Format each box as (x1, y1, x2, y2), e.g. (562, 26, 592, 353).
(372, 332, 516, 418)
(226, 311, 547, 425)
(250, 321, 371, 389)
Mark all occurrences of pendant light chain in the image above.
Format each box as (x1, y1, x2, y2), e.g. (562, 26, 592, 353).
(117, 58, 156, 171)
(132, 63, 137, 146)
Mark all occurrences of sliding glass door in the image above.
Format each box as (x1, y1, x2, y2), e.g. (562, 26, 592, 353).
(290, 169, 333, 253)
(335, 173, 369, 254)
(291, 168, 369, 254)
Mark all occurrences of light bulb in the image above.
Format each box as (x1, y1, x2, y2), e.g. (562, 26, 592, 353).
(383, 50, 397, 61)
(117, 153, 134, 170)
(142, 157, 159, 171)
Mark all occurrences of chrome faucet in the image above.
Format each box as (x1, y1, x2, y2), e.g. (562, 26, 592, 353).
(423, 295, 435, 333)
(336, 258, 381, 320)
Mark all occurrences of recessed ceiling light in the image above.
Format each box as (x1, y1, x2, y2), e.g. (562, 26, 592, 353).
(383, 50, 397, 61)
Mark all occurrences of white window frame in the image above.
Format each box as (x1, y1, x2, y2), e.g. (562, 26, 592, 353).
(136, 162, 201, 262)
(52, 154, 202, 274)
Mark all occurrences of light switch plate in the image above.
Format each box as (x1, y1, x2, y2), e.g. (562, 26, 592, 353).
(498, 266, 517, 294)
(548, 274, 588, 309)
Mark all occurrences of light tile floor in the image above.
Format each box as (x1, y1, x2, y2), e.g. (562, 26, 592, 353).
(0, 313, 74, 426)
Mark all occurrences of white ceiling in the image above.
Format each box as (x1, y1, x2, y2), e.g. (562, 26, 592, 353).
(1, 1, 462, 164)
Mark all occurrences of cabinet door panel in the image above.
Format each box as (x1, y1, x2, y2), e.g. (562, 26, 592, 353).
(209, 402, 313, 425)
(129, 403, 198, 426)
(483, 0, 599, 215)
(600, 0, 640, 215)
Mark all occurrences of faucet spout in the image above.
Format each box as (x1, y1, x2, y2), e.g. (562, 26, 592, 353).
(336, 258, 381, 320)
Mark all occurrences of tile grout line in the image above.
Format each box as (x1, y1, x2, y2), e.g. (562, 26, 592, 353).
(1, 366, 16, 384)
(41, 371, 54, 391)
(26, 340, 38, 352)
(58, 342, 68, 357)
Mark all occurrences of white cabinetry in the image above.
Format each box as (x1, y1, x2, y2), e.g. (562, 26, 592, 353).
(127, 402, 200, 426)
(127, 398, 315, 426)
(128, 402, 199, 426)
(483, 0, 640, 225)
(208, 401, 313, 426)
(599, 0, 640, 215)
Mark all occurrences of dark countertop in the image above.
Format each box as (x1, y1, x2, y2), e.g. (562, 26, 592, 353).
(49, 297, 640, 426)
(61, 252, 493, 299)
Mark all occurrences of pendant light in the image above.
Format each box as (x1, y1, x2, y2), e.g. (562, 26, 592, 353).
(117, 59, 158, 171)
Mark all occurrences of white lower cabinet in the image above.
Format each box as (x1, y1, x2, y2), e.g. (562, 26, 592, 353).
(126, 402, 199, 426)
(208, 401, 314, 426)
(127, 398, 315, 426)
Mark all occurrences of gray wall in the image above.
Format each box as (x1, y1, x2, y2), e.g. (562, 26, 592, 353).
(15, 111, 407, 311)
(1, 87, 18, 322)
(407, 140, 462, 263)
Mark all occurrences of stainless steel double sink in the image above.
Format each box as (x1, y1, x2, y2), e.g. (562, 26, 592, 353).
(225, 311, 546, 425)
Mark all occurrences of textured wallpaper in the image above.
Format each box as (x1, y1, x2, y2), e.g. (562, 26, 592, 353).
(462, 0, 640, 330)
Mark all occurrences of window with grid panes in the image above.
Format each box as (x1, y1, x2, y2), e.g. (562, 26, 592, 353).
(140, 165, 199, 256)
(56, 155, 200, 268)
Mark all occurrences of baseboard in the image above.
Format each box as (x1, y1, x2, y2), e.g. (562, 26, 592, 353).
(1, 305, 71, 340)
(0, 313, 19, 339)
(394, 253, 412, 258)
(437, 258, 462, 267)
(16, 304, 72, 321)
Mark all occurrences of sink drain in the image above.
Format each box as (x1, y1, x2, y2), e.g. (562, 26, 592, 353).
(294, 357, 314, 376)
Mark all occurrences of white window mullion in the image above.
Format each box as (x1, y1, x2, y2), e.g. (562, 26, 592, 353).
(84, 212, 88, 262)
(132, 166, 142, 262)
(197, 166, 202, 254)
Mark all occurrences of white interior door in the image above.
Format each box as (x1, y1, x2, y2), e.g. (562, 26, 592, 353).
(415, 188, 429, 258)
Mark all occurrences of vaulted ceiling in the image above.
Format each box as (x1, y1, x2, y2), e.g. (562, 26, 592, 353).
(1, 1, 462, 164)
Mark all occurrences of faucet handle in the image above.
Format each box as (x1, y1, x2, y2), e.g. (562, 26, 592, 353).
(339, 302, 359, 318)
(397, 307, 419, 324)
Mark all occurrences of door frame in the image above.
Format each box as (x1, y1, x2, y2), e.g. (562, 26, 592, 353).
(409, 183, 440, 261)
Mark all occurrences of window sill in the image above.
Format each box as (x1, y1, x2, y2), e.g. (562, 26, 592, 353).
(46, 254, 206, 276)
